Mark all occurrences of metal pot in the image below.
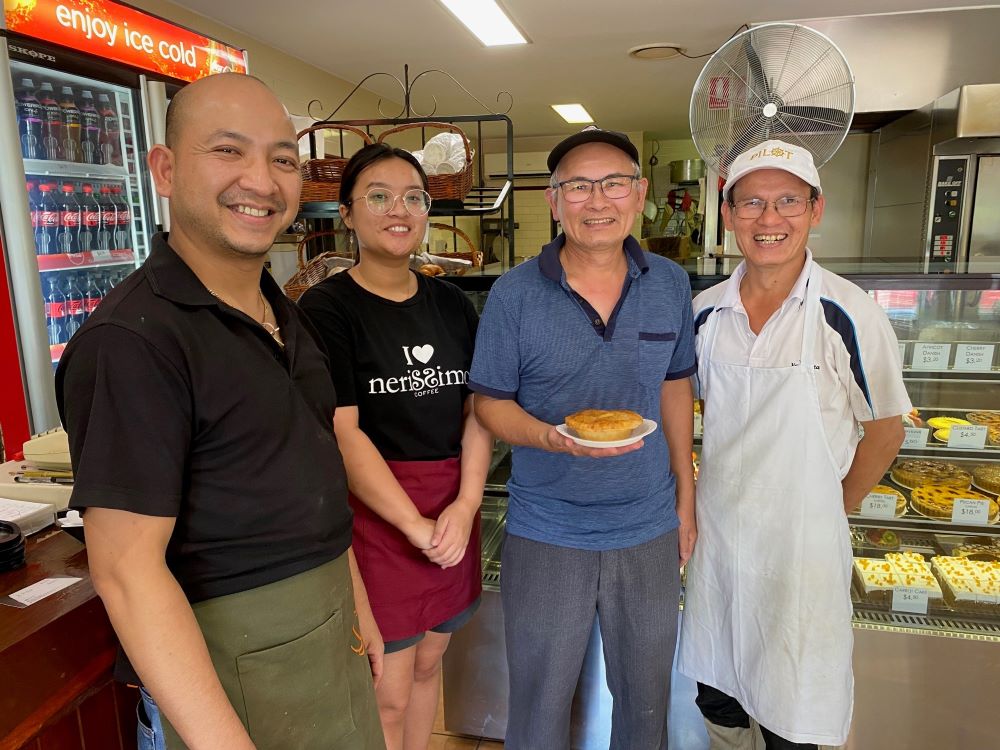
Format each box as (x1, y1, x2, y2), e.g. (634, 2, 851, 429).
(669, 159, 705, 184)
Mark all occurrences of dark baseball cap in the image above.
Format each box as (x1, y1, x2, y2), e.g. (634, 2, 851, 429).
(547, 126, 640, 173)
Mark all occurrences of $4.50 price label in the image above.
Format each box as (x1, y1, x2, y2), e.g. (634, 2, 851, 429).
(946, 425, 988, 450)
(892, 586, 929, 615)
(951, 497, 991, 525)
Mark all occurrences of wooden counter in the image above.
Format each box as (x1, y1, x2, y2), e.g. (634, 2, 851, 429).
(0, 530, 137, 750)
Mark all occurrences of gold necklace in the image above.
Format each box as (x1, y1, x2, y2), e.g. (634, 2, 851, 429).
(207, 287, 282, 343)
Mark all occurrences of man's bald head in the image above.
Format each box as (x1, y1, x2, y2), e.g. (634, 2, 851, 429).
(164, 73, 287, 149)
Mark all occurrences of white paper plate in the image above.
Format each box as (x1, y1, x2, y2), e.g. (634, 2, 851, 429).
(556, 419, 658, 448)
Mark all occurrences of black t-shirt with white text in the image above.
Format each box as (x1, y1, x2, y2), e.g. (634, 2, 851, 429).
(300, 271, 479, 461)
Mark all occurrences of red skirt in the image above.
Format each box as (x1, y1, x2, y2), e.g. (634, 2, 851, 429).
(350, 456, 482, 643)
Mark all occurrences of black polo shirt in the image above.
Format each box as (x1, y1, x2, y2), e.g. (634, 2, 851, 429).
(56, 233, 353, 604)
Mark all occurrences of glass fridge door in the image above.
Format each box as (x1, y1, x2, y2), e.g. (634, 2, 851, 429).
(11, 59, 152, 367)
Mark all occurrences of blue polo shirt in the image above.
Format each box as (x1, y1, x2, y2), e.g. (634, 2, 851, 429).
(470, 234, 696, 550)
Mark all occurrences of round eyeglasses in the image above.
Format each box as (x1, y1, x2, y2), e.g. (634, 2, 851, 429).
(731, 196, 814, 220)
(349, 187, 432, 216)
(553, 174, 640, 203)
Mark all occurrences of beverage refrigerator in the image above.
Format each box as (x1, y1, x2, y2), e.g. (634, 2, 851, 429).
(0, 0, 247, 454)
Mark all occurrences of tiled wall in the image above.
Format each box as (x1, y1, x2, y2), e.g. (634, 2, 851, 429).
(513, 188, 553, 261)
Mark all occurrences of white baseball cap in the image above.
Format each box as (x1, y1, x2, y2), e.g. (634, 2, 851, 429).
(722, 140, 822, 201)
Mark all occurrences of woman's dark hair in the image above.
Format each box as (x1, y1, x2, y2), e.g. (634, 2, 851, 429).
(338, 143, 430, 206)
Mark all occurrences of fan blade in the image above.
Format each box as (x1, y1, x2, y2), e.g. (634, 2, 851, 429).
(743, 34, 771, 102)
(776, 106, 850, 131)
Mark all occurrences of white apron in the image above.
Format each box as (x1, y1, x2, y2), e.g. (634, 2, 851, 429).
(678, 267, 854, 746)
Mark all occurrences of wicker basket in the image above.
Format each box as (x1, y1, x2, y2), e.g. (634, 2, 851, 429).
(376, 122, 474, 201)
(283, 231, 353, 301)
(427, 222, 482, 275)
(298, 123, 373, 206)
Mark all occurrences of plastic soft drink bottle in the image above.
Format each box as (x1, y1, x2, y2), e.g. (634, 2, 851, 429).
(59, 87, 82, 163)
(83, 272, 104, 318)
(38, 82, 64, 161)
(97, 94, 122, 166)
(97, 186, 116, 251)
(15, 78, 42, 160)
(57, 184, 81, 254)
(79, 90, 101, 165)
(45, 276, 67, 346)
(26, 182, 38, 235)
(64, 274, 85, 335)
(35, 184, 59, 255)
(78, 184, 100, 253)
(110, 185, 131, 250)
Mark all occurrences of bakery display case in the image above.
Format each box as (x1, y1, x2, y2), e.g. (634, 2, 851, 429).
(446, 272, 1000, 748)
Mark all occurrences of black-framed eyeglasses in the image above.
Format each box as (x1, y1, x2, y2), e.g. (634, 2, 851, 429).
(731, 196, 814, 219)
(347, 187, 432, 216)
(553, 174, 640, 203)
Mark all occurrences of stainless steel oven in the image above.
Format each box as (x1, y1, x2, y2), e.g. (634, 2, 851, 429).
(865, 84, 1000, 273)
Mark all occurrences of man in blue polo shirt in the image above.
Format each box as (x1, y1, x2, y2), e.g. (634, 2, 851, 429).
(471, 127, 697, 749)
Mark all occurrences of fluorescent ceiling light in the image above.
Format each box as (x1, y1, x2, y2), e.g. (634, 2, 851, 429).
(439, 0, 527, 46)
(551, 104, 594, 124)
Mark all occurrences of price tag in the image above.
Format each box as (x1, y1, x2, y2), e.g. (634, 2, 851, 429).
(947, 424, 988, 449)
(861, 492, 898, 519)
(693, 411, 703, 436)
(951, 497, 991, 525)
(902, 427, 929, 449)
(897, 342, 906, 364)
(911, 343, 951, 370)
(953, 344, 995, 372)
(891, 586, 929, 614)
(90, 249, 112, 262)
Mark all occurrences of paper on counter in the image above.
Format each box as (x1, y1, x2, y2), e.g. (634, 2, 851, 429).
(0, 496, 56, 535)
(1, 577, 82, 608)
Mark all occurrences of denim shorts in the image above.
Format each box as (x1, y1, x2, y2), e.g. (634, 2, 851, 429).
(383, 595, 481, 654)
(137, 688, 166, 750)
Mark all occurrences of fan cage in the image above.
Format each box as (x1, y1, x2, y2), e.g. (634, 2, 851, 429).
(689, 22, 855, 177)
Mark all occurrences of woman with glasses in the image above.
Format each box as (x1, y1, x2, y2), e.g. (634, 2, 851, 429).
(299, 143, 492, 750)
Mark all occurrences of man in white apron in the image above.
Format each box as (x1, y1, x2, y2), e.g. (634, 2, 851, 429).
(677, 141, 911, 749)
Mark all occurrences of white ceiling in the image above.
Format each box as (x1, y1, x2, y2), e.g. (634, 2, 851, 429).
(175, 1, 1000, 139)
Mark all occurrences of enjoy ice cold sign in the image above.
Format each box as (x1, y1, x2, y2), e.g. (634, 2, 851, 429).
(4, 0, 248, 83)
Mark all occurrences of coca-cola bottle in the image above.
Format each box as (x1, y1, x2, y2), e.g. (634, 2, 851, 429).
(45, 276, 67, 346)
(37, 82, 64, 161)
(97, 94, 122, 166)
(83, 272, 104, 318)
(35, 184, 59, 255)
(26, 182, 38, 234)
(78, 184, 100, 253)
(110, 185, 131, 250)
(99, 270, 115, 297)
(79, 90, 101, 165)
(15, 78, 42, 160)
(59, 87, 82, 163)
(64, 274, 85, 335)
(57, 184, 81, 254)
(97, 186, 116, 251)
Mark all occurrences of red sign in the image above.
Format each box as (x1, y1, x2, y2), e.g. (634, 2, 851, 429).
(708, 76, 730, 109)
(5, 0, 248, 83)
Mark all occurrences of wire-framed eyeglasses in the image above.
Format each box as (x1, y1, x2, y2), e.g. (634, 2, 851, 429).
(348, 187, 432, 216)
(553, 174, 640, 203)
(731, 196, 815, 220)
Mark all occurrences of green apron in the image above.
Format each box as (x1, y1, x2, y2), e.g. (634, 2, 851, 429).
(162, 553, 385, 749)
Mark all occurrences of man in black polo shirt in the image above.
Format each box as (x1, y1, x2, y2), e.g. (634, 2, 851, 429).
(55, 74, 385, 749)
